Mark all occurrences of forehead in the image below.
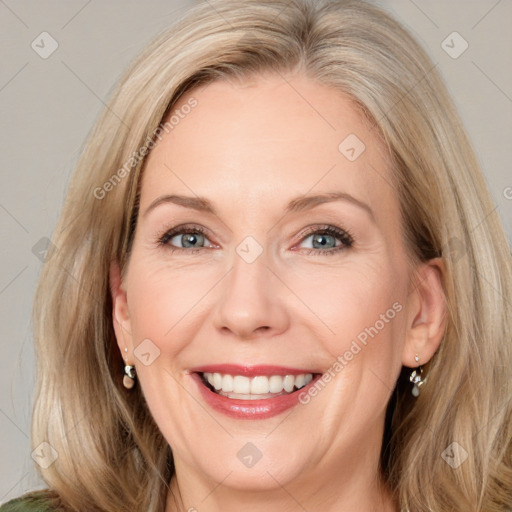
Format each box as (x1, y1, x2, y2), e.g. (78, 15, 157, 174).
(139, 73, 398, 223)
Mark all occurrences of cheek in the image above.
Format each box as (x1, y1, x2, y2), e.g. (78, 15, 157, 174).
(126, 259, 218, 348)
(294, 260, 406, 328)
(300, 264, 407, 424)
(289, 257, 408, 370)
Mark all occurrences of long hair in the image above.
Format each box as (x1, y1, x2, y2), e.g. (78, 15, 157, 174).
(30, 1, 512, 510)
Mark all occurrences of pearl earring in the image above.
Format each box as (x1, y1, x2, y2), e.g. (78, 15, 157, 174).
(122, 347, 136, 389)
(409, 354, 425, 397)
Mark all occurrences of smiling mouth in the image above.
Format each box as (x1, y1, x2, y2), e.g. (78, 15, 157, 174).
(199, 371, 318, 400)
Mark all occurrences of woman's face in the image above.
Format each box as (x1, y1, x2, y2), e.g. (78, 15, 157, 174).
(112, 73, 437, 503)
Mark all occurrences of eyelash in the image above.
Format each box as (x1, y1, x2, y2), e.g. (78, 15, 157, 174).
(156, 224, 354, 256)
(157, 225, 210, 254)
(298, 225, 354, 255)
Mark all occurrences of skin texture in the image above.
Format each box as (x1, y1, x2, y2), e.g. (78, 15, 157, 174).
(111, 73, 446, 512)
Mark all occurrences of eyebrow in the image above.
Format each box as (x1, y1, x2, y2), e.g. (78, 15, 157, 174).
(143, 191, 375, 221)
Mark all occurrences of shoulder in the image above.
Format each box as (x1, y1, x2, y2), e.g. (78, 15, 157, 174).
(0, 490, 61, 512)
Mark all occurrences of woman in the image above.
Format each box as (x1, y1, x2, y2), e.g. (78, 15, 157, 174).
(2, 0, 511, 511)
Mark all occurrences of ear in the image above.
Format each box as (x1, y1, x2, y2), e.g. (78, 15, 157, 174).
(402, 257, 446, 368)
(110, 261, 134, 361)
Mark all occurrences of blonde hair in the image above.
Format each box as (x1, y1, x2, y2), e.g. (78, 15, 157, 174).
(31, 0, 511, 511)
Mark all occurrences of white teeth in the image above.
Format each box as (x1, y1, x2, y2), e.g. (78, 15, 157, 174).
(213, 372, 222, 390)
(269, 375, 283, 393)
(283, 375, 295, 392)
(202, 372, 314, 397)
(233, 375, 251, 394)
(251, 376, 270, 394)
(295, 374, 305, 388)
(222, 374, 234, 392)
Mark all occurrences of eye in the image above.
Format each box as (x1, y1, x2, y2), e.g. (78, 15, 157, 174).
(158, 226, 215, 252)
(297, 225, 354, 255)
(156, 224, 354, 255)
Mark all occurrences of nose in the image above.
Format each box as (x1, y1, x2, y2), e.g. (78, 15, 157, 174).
(213, 248, 290, 340)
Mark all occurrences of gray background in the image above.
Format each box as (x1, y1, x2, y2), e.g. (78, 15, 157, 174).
(1, 0, 511, 503)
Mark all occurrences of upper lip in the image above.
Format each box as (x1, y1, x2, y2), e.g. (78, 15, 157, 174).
(189, 364, 322, 377)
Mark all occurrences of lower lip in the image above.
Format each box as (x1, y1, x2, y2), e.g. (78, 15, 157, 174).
(191, 373, 320, 420)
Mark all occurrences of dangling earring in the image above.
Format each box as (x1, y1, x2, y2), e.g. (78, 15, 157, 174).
(123, 347, 136, 389)
(409, 353, 426, 397)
